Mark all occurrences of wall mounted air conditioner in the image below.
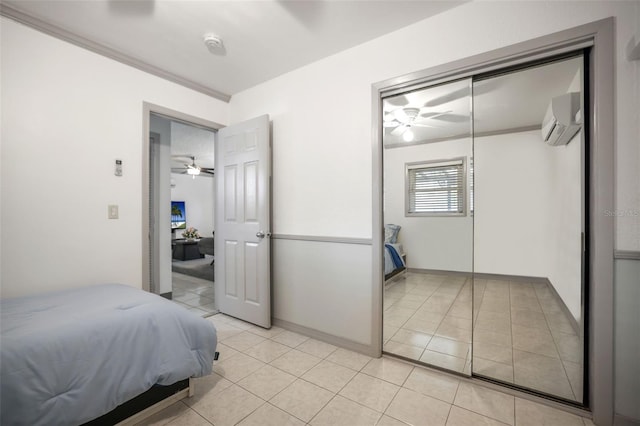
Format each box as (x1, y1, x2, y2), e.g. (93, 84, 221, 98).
(541, 92, 582, 146)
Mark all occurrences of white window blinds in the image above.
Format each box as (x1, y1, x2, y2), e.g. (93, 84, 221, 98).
(406, 159, 465, 215)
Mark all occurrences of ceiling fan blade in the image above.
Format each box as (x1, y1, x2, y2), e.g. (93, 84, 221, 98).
(393, 109, 411, 124)
(411, 123, 439, 128)
(171, 154, 194, 162)
(383, 120, 399, 128)
(428, 113, 470, 123)
(384, 95, 409, 107)
(383, 111, 398, 121)
(420, 110, 452, 119)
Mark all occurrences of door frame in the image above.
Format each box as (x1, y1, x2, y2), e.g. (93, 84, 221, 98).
(371, 18, 614, 424)
(141, 102, 224, 294)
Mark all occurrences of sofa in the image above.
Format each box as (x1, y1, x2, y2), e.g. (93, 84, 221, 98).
(197, 232, 214, 265)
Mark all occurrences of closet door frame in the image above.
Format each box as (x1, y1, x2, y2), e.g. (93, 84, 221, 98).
(371, 17, 613, 425)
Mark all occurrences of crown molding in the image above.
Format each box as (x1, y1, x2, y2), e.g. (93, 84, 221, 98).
(0, 3, 231, 103)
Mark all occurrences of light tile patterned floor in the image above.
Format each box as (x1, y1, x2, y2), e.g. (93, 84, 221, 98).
(384, 272, 473, 375)
(384, 271, 583, 402)
(171, 272, 217, 317)
(135, 313, 592, 426)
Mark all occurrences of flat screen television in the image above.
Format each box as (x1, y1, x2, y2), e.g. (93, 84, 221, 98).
(171, 201, 186, 229)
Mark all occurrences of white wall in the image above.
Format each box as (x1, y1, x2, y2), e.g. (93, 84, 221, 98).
(228, 0, 637, 373)
(474, 130, 582, 321)
(0, 17, 229, 297)
(171, 174, 215, 238)
(384, 138, 473, 272)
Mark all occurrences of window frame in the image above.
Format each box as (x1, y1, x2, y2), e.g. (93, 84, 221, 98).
(404, 157, 467, 217)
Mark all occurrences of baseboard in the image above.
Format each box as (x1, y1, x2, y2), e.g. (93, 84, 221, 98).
(272, 318, 378, 357)
(542, 278, 581, 335)
(615, 414, 640, 426)
(407, 268, 472, 277)
(473, 271, 548, 284)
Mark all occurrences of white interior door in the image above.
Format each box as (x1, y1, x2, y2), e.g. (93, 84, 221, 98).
(215, 115, 271, 328)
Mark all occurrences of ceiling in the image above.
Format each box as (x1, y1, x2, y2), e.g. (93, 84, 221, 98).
(2, 0, 467, 100)
(3, 1, 582, 149)
(383, 56, 583, 146)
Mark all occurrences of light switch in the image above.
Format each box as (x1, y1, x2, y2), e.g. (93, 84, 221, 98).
(108, 205, 119, 219)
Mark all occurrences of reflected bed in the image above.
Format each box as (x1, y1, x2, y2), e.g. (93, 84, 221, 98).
(385, 243, 406, 280)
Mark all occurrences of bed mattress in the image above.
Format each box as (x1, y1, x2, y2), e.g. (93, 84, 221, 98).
(0, 284, 217, 426)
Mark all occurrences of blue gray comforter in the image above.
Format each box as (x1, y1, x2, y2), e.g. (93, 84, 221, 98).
(0, 284, 217, 426)
(384, 243, 405, 275)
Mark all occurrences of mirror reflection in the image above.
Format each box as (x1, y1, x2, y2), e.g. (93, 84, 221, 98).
(472, 56, 584, 402)
(382, 79, 473, 375)
(382, 55, 585, 402)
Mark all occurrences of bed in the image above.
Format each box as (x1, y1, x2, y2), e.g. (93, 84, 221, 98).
(385, 243, 406, 279)
(0, 283, 217, 426)
(384, 224, 406, 280)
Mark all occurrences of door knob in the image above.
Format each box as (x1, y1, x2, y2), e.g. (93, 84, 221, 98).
(256, 231, 271, 239)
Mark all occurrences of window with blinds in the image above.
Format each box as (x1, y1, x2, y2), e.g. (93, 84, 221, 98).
(406, 158, 466, 216)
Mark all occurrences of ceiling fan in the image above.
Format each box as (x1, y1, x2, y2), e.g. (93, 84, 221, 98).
(384, 90, 471, 141)
(171, 155, 214, 177)
(383, 107, 452, 141)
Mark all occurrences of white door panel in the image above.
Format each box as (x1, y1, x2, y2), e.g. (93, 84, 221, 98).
(216, 115, 271, 328)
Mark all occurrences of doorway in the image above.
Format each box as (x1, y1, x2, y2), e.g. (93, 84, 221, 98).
(143, 103, 222, 317)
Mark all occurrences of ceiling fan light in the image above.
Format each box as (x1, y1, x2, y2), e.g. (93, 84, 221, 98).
(403, 129, 415, 142)
(187, 167, 200, 176)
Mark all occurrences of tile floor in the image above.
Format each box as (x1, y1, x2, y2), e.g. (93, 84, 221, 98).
(383, 271, 583, 402)
(171, 272, 217, 317)
(136, 313, 593, 426)
(383, 272, 472, 375)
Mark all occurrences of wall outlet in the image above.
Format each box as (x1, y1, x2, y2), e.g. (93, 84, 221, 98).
(108, 205, 119, 219)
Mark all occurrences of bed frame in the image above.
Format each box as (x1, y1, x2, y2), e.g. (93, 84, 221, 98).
(82, 378, 194, 426)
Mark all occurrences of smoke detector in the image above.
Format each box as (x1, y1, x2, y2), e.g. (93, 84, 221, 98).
(203, 33, 224, 54)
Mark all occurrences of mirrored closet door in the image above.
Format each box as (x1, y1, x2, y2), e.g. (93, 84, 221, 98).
(382, 54, 586, 404)
(382, 78, 474, 375)
(471, 55, 585, 403)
